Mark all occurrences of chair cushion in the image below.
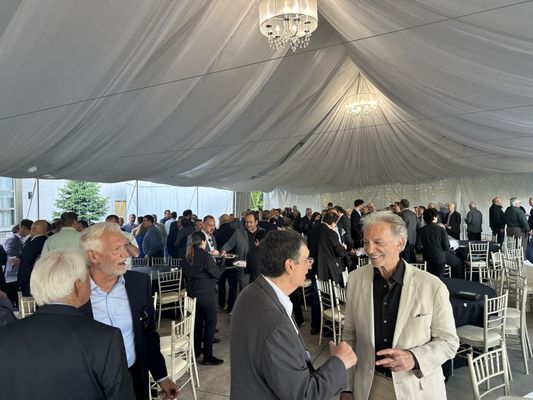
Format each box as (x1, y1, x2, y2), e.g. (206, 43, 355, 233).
(505, 307, 520, 319)
(323, 308, 345, 322)
(456, 324, 502, 347)
(159, 335, 189, 355)
(303, 279, 312, 288)
(161, 291, 182, 303)
(504, 318, 521, 334)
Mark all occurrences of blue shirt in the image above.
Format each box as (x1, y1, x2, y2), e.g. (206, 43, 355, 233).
(90, 276, 136, 367)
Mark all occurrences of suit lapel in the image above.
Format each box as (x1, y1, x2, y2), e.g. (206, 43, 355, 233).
(361, 267, 375, 349)
(393, 264, 416, 346)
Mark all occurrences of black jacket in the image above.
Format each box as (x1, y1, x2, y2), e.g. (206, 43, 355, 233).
(80, 271, 166, 399)
(416, 223, 450, 265)
(445, 211, 461, 237)
(0, 304, 134, 399)
(489, 204, 505, 233)
(316, 224, 347, 283)
(213, 223, 236, 251)
(183, 247, 224, 295)
(350, 210, 363, 248)
(17, 235, 47, 296)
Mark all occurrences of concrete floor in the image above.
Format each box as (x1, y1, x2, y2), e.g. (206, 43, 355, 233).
(160, 309, 533, 400)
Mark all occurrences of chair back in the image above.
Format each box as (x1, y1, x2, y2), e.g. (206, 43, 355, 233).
(484, 292, 508, 346)
(358, 257, 370, 268)
(502, 236, 519, 252)
(505, 248, 524, 263)
(505, 272, 527, 312)
(182, 294, 196, 320)
(316, 278, 334, 311)
(411, 261, 427, 272)
(157, 270, 182, 295)
(169, 257, 181, 268)
(169, 313, 195, 380)
(151, 257, 167, 267)
(18, 293, 36, 318)
(132, 258, 147, 268)
(468, 242, 489, 263)
(341, 269, 349, 288)
(332, 284, 346, 339)
(467, 348, 510, 399)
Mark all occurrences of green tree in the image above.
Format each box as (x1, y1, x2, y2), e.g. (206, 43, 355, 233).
(53, 180, 109, 222)
(250, 191, 264, 211)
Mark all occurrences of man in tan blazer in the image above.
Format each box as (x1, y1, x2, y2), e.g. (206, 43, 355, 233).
(340, 211, 459, 400)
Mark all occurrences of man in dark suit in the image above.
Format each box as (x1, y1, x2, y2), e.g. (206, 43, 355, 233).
(17, 219, 48, 296)
(214, 214, 237, 311)
(350, 199, 365, 249)
(445, 202, 461, 240)
(416, 208, 450, 277)
(398, 199, 419, 263)
(317, 212, 349, 284)
(0, 249, 134, 399)
(80, 222, 178, 400)
(335, 206, 354, 250)
(230, 229, 356, 399)
(489, 196, 505, 246)
(0, 245, 7, 293)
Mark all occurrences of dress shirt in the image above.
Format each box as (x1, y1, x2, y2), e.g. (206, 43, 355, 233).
(164, 218, 176, 234)
(41, 227, 81, 255)
(373, 260, 405, 377)
(90, 276, 136, 367)
(263, 275, 299, 334)
(202, 230, 216, 251)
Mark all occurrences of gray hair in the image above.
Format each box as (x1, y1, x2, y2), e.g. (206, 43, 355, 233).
(469, 201, 477, 208)
(362, 211, 407, 250)
(510, 197, 520, 206)
(80, 222, 123, 253)
(30, 249, 88, 306)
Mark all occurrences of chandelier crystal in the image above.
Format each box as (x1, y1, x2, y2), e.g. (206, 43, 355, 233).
(346, 74, 378, 118)
(259, 0, 318, 52)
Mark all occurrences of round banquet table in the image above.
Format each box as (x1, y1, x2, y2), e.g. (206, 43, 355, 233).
(441, 277, 496, 328)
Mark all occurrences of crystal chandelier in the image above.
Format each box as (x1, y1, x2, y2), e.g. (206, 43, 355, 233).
(346, 74, 378, 118)
(258, 0, 318, 52)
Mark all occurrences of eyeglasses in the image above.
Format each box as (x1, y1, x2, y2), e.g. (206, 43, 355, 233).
(304, 257, 314, 265)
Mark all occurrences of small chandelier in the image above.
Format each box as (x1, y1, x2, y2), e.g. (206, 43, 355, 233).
(346, 73, 378, 118)
(258, 0, 318, 52)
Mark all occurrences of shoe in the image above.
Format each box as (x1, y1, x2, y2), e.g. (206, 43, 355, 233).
(202, 356, 224, 366)
(195, 349, 203, 359)
(213, 338, 221, 343)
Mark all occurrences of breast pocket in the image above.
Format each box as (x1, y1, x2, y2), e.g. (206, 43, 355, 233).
(403, 314, 432, 344)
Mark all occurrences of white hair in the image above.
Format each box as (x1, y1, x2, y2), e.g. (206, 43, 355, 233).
(30, 249, 88, 306)
(469, 201, 476, 208)
(362, 211, 407, 251)
(510, 197, 520, 206)
(80, 222, 123, 252)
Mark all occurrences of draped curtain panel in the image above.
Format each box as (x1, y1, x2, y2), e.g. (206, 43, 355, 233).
(1, 1, 533, 194)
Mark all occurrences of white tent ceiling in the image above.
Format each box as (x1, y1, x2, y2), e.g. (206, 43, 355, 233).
(1, 0, 533, 193)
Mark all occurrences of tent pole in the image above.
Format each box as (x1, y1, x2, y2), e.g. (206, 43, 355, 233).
(136, 180, 139, 217)
(36, 178, 40, 219)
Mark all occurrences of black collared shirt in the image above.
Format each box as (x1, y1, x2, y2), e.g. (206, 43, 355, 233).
(373, 259, 405, 377)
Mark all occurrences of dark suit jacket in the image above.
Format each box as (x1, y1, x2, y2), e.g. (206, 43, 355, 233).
(17, 235, 47, 296)
(166, 221, 179, 258)
(80, 271, 166, 400)
(214, 223, 236, 250)
(0, 304, 134, 399)
(416, 223, 450, 264)
(0, 245, 7, 292)
(400, 208, 419, 245)
(230, 275, 346, 399)
(175, 223, 195, 260)
(317, 223, 347, 283)
(489, 204, 505, 233)
(350, 209, 363, 248)
(336, 214, 354, 250)
(445, 211, 461, 238)
(183, 247, 224, 295)
(306, 223, 321, 277)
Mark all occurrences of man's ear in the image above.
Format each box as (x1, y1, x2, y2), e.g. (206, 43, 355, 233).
(284, 258, 293, 274)
(86, 249, 98, 264)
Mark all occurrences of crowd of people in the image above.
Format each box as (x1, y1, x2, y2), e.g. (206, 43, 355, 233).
(0, 196, 532, 399)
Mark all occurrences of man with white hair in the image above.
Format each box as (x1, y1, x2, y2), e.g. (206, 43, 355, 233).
(79, 222, 178, 400)
(504, 197, 530, 250)
(465, 201, 483, 240)
(0, 249, 134, 399)
(340, 211, 458, 400)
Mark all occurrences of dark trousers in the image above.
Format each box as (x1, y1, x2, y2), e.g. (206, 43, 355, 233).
(467, 232, 481, 241)
(494, 229, 505, 246)
(128, 362, 145, 400)
(446, 251, 465, 279)
(401, 244, 416, 263)
(427, 261, 445, 278)
(192, 291, 218, 358)
(218, 269, 238, 311)
(310, 279, 321, 332)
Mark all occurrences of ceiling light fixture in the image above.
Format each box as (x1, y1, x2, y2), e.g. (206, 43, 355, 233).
(346, 73, 378, 118)
(259, 0, 318, 52)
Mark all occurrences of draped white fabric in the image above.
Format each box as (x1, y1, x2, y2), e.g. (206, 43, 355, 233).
(1, 1, 533, 193)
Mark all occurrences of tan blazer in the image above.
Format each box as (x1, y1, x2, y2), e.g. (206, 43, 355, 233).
(343, 262, 459, 400)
